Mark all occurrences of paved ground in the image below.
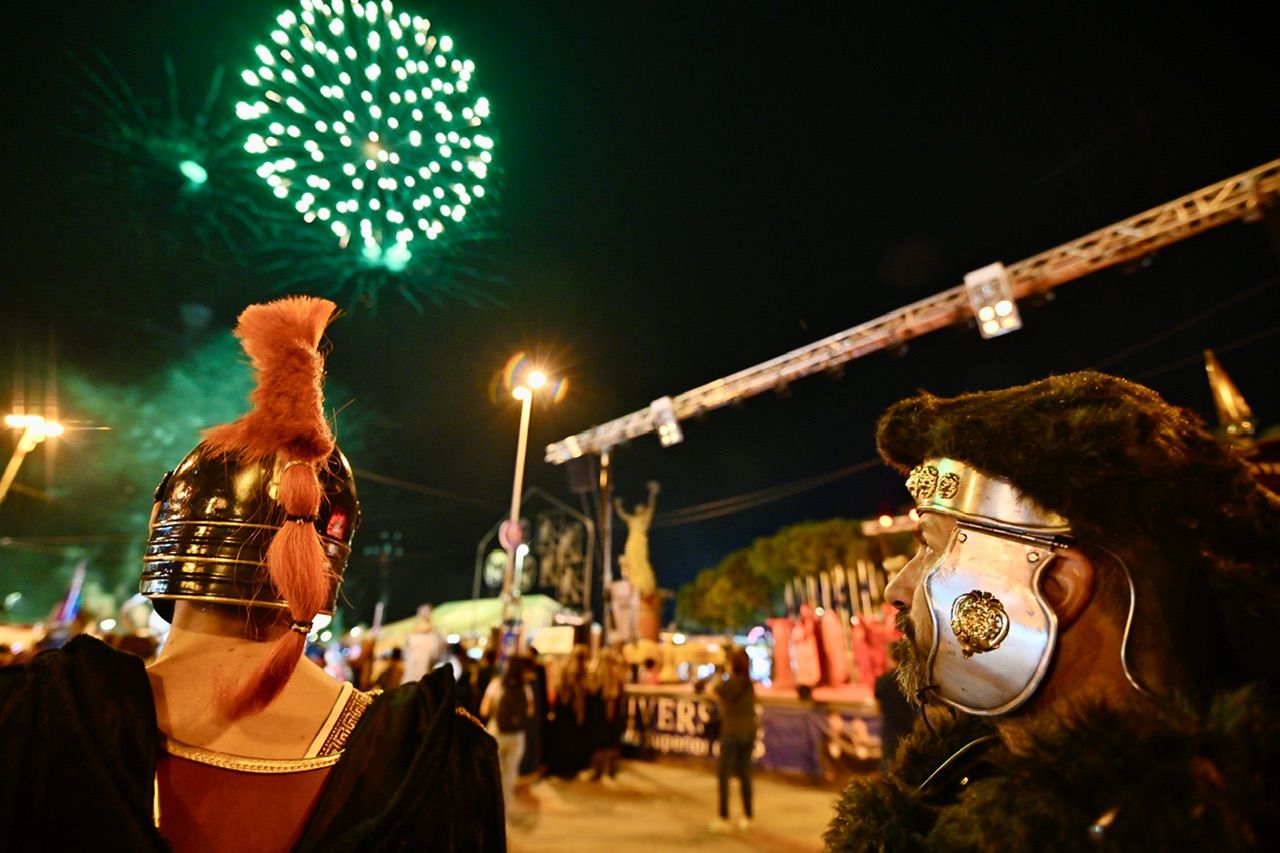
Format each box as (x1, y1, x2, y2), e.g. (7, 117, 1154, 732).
(507, 759, 843, 852)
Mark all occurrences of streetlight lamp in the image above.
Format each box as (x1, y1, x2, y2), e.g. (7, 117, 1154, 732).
(1, 414, 64, 507)
(499, 366, 557, 639)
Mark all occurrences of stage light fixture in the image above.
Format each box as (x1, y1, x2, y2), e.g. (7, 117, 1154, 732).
(650, 396, 684, 447)
(964, 262, 1022, 339)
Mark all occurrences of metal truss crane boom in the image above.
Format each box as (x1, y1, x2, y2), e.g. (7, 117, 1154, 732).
(546, 157, 1280, 464)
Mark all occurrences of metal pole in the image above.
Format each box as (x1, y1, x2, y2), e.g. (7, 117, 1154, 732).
(501, 392, 534, 627)
(0, 427, 40, 508)
(597, 447, 614, 642)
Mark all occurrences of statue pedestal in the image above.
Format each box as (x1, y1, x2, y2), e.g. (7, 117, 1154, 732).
(637, 592, 661, 642)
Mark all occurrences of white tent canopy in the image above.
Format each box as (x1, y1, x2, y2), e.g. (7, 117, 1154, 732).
(374, 595, 566, 650)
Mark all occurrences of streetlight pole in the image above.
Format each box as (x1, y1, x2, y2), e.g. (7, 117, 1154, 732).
(1, 415, 64, 508)
(501, 385, 534, 628)
(363, 530, 403, 635)
(499, 368, 553, 648)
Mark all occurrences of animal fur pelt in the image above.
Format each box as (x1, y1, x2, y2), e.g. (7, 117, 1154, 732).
(203, 295, 337, 463)
(825, 681, 1280, 851)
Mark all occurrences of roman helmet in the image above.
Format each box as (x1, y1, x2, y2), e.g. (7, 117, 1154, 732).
(877, 371, 1280, 715)
(140, 444, 359, 620)
(139, 296, 361, 716)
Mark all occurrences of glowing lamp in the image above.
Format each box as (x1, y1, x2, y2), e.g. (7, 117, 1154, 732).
(650, 396, 684, 448)
(964, 262, 1022, 339)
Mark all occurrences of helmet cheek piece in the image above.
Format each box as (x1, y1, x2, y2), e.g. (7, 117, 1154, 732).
(922, 521, 1060, 716)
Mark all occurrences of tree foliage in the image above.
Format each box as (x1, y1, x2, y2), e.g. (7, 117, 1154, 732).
(675, 517, 915, 633)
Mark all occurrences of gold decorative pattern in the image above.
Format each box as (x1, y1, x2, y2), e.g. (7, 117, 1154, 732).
(161, 738, 342, 774)
(906, 465, 940, 502)
(950, 590, 1010, 657)
(937, 472, 961, 500)
(455, 704, 486, 731)
(317, 687, 375, 756)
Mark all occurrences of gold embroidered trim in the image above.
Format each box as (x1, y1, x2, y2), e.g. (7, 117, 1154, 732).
(161, 737, 342, 774)
(317, 688, 374, 756)
(455, 704, 486, 730)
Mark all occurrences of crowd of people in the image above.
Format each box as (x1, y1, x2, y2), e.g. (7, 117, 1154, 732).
(299, 624, 647, 816)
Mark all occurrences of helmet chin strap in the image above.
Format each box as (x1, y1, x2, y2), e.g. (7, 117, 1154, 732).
(914, 684, 954, 736)
(1092, 542, 1158, 703)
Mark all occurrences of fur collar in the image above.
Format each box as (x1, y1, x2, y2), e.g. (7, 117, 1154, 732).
(826, 682, 1279, 851)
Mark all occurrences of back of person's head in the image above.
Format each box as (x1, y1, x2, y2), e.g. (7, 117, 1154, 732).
(139, 297, 361, 719)
(502, 656, 526, 687)
(730, 649, 751, 678)
(877, 370, 1280, 702)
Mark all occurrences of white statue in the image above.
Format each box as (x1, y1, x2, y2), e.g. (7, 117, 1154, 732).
(614, 481, 659, 595)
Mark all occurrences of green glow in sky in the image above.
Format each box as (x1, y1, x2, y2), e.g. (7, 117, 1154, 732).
(178, 159, 209, 185)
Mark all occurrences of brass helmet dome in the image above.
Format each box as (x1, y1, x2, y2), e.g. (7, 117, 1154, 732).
(140, 443, 360, 621)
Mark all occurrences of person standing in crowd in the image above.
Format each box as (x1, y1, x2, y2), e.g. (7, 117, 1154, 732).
(519, 647, 550, 778)
(827, 371, 1280, 850)
(374, 646, 406, 691)
(545, 644, 591, 778)
(401, 603, 446, 684)
(585, 647, 628, 781)
(475, 645, 498, 701)
(0, 297, 504, 850)
(481, 655, 535, 815)
(709, 649, 758, 833)
(872, 645, 915, 772)
(451, 642, 479, 716)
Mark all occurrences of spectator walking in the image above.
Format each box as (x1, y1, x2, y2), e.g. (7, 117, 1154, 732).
(586, 647, 627, 781)
(481, 656, 535, 815)
(545, 645, 591, 778)
(709, 649, 757, 832)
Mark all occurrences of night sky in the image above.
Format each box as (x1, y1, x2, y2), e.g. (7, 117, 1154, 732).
(3, 2, 1278, 626)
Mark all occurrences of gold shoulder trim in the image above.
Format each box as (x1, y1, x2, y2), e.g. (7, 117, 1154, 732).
(317, 688, 375, 756)
(455, 703, 486, 731)
(161, 737, 342, 774)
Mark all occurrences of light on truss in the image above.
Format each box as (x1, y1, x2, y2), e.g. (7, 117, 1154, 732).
(650, 396, 684, 447)
(964, 262, 1022, 339)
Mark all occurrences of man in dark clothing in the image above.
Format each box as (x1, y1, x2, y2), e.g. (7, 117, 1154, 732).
(872, 666, 915, 772)
(1, 634, 504, 851)
(0, 297, 505, 850)
(710, 649, 757, 832)
(826, 371, 1280, 851)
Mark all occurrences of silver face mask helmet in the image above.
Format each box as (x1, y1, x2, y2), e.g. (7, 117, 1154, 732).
(905, 458, 1075, 716)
